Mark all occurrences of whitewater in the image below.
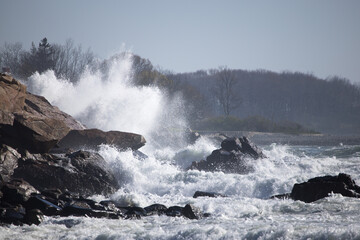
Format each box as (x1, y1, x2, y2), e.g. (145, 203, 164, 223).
(1, 54, 360, 239)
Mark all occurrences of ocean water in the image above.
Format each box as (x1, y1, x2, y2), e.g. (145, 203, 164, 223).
(2, 54, 360, 239)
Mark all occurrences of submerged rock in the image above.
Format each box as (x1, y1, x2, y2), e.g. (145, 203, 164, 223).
(193, 191, 227, 198)
(188, 137, 265, 173)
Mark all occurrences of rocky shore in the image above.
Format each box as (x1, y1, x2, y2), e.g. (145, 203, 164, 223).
(2, 73, 360, 226)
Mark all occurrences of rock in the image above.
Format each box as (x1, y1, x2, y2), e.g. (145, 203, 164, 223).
(56, 128, 146, 151)
(0, 74, 84, 153)
(24, 209, 44, 225)
(144, 204, 167, 216)
(165, 206, 184, 217)
(0, 74, 27, 124)
(188, 137, 264, 173)
(0, 144, 20, 182)
(124, 206, 147, 219)
(193, 191, 227, 198)
(25, 195, 63, 216)
(221, 137, 264, 159)
(62, 202, 110, 218)
(290, 173, 360, 203)
(12, 150, 119, 197)
(182, 204, 203, 220)
(0, 205, 26, 225)
(1, 179, 39, 204)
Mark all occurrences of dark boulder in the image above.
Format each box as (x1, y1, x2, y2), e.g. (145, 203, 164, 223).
(56, 128, 146, 152)
(290, 173, 360, 203)
(0, 205, 26, 225)
(193, 191, 227, 198)
(165, 206, 184, 217)
(144, 204, 167, 216)
(1, 179, 39, 204)
(221, 137, 265, 159)
(188, 137, 264, 173)
(182, 204, 203, 220)
(12, 150, 119, 197)
(24, 209, 44, 225)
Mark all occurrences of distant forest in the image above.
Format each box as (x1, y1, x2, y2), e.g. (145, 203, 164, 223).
(1, 38, 360, 134)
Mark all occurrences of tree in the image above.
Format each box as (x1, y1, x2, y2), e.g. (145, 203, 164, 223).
(213, 66, 242, 116)
(52, 39, 95, 82)
(0, 42, 25, 76)
(18, 38, 56, 78)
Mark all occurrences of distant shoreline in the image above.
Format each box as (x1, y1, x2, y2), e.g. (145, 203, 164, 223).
(201, 131, 360, 146)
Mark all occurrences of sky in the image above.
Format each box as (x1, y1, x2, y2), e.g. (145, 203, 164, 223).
(1, 0, 360, 83)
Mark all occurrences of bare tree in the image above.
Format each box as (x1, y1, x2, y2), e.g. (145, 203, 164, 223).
(213, 66, 241, 116)
(0, 42, 25, 75)
(53, 39, 95, 82)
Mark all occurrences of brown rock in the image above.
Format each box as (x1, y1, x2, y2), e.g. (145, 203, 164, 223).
(57, 128, 146, 151)
(0, 74, 85, 153)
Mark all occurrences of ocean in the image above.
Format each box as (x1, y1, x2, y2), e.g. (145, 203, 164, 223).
(1, 54, 360, 240)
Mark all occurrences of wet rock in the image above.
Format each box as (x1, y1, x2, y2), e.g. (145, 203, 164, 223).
(62, 200, 110, 218)
(290, 173, 360, 203)
(25, 195, 62, 216)
(144, 204, 167, 216)
(0, 205, 26, 225)
(124, 206, 147, 219)
(165, 206, 184, 217)
(12, 150, 119, 197)
(221, 137, 265, 159)
(193, 191, 227, 198)
(1, 179, 39, 204)
(57, 128, 146, 151)
(188, 137, 264, 173)
(182, 204, 203, 220)
(24, 209, 44, 225)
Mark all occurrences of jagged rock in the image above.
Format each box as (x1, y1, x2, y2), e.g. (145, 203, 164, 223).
(182, 204, 203, 220)
(11, 150, 119, 197)
(188, 137, 264, 173)
(290, 173, 360, 203)
(0, 74, 84, 153)
(56, 128, 146, 151)
(1, 179, 39, 204)
(193, 191, 227, 198)
(0, 144, 20, 182)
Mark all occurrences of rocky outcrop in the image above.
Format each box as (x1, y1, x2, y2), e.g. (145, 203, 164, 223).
(290, 173, 360, 203)
(0, 178, 209, 225)
(188, 137, 265, 173)
(0, 73, 84, 153)
(271, 173, 360, 203)
(56, 128, 146, 151)
(11, 149, 119, 197)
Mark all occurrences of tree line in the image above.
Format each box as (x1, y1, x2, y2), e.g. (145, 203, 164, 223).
(2, 38, 360, 134)
(168, 69, 360, 134)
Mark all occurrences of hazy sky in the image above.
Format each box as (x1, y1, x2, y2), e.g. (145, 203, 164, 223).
(1, 0, 360, 83)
